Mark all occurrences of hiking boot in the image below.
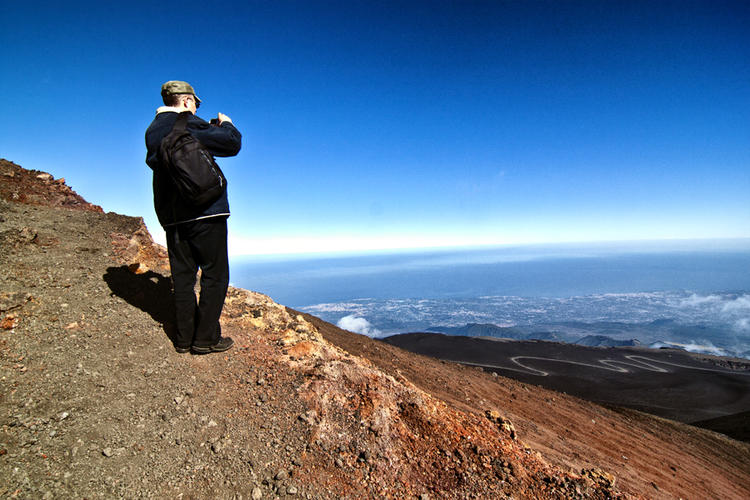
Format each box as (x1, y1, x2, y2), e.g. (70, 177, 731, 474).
(191, 336, 234, 354)
(174, 345, 191, 354)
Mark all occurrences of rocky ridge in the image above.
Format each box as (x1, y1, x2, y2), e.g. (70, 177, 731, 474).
(1, 158, 748, 499)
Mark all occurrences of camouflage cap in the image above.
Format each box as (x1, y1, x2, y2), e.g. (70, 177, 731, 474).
(160, 80, 202, 104)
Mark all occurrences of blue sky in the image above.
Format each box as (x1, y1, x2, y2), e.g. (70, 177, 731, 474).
(2, 0, 748, 256)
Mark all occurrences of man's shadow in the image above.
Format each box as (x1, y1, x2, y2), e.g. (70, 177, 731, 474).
(103, 265, 177, 343)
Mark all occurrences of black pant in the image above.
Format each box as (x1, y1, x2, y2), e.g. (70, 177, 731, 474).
(165, 217, 229, 348)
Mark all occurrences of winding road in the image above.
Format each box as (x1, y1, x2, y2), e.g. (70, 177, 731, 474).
(443, 355, 750, 377)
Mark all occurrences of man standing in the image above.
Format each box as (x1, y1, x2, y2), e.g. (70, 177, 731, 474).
(145, 81, 242, 354)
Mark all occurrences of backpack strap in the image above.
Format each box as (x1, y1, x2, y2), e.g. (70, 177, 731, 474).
(160, 112, 193, 170)
(173, 111, 191, 132)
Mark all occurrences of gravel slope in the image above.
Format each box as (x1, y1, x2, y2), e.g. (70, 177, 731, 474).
(3, 159, 747, 499)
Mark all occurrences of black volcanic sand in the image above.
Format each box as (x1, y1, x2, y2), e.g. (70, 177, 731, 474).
(382, 333, 750, 439)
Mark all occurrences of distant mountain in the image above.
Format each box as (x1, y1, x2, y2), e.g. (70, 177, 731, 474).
(426, 323, 527, 339)
(423, 319, 746, 359)
(523, 330, 562, 341)
(575, 335, 641, 347)
(427, 323, 564, 342)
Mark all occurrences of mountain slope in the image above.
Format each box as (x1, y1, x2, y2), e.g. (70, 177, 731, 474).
(302, 317, 750, 499)
(1, 158, 748, 499)
(380, 332, 750, 427)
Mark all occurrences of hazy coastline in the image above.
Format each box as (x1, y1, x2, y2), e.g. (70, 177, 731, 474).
(232, 242, 750, 358)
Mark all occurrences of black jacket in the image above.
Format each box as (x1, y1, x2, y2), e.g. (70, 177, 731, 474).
(145, 110, 242, 227)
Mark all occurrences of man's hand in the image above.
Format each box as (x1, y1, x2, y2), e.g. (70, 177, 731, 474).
(217, 112, 232, 125)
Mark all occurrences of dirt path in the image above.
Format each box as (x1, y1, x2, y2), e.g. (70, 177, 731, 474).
(0, 198, 319, 498)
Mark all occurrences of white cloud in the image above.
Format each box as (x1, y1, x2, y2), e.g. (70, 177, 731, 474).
(679, 341, 729, 357)
(679, 294, 723, 307)
(304, 302, 365, 313)
(676, 294, 750, 336)
(721, 295, 750, 313)
(336, 315, 382, 338)
(649, 340, 729, 357)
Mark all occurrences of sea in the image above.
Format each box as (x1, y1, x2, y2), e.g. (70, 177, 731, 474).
(230, 240, 750, 359)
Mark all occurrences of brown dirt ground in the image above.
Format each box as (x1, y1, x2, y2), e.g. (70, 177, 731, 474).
(2, 158, 748, 499)
(299, 312, 750, 500)
(380, 332, 750, 434)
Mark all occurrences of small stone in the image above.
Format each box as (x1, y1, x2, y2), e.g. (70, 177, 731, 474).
(335, 458, 344, 468)
(102, 447, 113, 457)
(275, 470, 288, 481)
(287, 485, 298, 495)
(58, 412, 69, 421)
(207, 420, 218, 427)
(251, 487, 263, 500)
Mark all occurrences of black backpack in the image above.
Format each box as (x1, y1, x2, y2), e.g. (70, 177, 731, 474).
(159, 112, 226, 206)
